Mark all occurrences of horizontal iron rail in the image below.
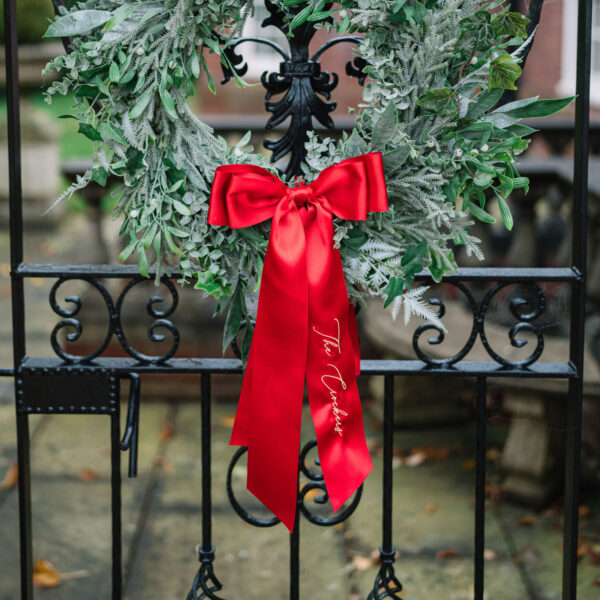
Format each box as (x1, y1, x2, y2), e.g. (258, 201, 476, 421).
(18, 356, 577, 378)
(14, 263, 581, 282)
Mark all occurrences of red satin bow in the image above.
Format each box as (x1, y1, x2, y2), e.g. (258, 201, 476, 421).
(208, 153, 388, 532)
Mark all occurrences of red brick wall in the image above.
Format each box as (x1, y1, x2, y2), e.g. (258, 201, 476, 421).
(516, 0, 566, 103)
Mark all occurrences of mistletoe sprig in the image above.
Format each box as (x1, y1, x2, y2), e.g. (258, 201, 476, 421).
(43, 0, 571, 357)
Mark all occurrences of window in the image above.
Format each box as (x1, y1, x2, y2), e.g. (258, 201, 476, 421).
(240, 1, 288, 80)
(593, 0, 600, 77)
(559, 0, 600, 106)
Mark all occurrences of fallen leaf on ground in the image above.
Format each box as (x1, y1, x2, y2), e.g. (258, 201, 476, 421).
(159, 420, 175, 440)
(0, 462, 18, 490)
(33, 560, 61, 588)
(593, 576, 600, 587)
(425, 502, 437, 515)
(485, 483, 502, 501)
(484, 549, 497, 561)
(518, 515, 536, 527)
(436, 549, 458, 559)
(161, 461, 175, 474)
(542, 503, 561, 517)
(486, 447, 502, 462)
(413, 445, 451, 461)
(586, 547, 600, 564)
(220, 415, 236, 428)
(579, 505, 592, 518)
(78, 468, 98, 481)
(352, 555, 375, 571)
(461, 459, 476, 471)
(558, 539, 590, 560)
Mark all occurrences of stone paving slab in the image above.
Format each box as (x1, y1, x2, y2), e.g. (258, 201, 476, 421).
(125, 402, 350, 600)
(346, 423, 530, 599)
(495, 501, 600, 600)
(0, 400, 170, 600)
(1, 392, 599, 599)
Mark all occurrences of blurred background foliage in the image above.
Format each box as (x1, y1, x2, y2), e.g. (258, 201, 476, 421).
(0, 0, 55, 44)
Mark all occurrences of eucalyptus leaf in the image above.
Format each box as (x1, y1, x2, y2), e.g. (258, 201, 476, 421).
(494, 96, 575, 119)
(222, 283, 245, 354)
(382, 146, 411, 173)
(129, 86, 154, 120)
(44, 10, 112, 37)
(371, 102, 398, 150)
(104, 5, 137, 30)
(468, 203, 496, 223)
(465, 88, 503, 118)
(495, 191, 513, 230)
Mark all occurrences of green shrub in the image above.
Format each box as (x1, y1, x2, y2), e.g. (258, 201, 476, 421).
(0, 0, 56, 44)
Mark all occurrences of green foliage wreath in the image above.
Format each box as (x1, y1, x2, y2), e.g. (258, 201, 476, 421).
(43, 0, 571, 356)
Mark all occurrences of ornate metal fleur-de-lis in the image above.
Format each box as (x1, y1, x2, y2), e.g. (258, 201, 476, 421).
(221, 0, 366, 178)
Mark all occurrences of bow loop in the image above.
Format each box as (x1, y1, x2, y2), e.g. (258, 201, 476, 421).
(208, 164, 287, 229)
(208, 152, 387, 532)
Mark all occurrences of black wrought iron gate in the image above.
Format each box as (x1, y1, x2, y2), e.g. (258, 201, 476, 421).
(2, 0, 593, 599)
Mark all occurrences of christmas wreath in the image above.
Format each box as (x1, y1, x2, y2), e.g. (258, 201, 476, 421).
(44, 0, 572, 360)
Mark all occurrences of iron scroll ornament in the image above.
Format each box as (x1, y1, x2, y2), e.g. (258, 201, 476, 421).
(221, 0, 366, 178)
(411, 282, 547, 369)
(226, 440, 363, 528)
(49, 276, 180, 364)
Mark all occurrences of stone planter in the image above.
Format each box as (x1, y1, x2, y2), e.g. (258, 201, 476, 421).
(0, 101, 62, 226)
(0, 42, 63, 88)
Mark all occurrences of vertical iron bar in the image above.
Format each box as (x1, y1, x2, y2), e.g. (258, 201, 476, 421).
(111, 405, 123, 600)
(474, 377, 487, 600)
(5, 0, 31, 597)
(290, 500, 300, 600)
(16, 414, 33, 600)
(201, 373, 213, 551)
(563, 0, 591, 598)
(382, 374, 394, 553)
(367, 374, 401, 600)
(4, 0, 24, 279)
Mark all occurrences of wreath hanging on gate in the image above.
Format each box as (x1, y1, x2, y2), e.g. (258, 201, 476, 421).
(43, 0, 571, 361)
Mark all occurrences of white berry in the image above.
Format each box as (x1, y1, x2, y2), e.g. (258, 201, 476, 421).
(481, 144, 489, 152)
(129, 209, 138, 218)
(426, 139, 435, 148)
(135, 47, 144, 56)
(339, 10, 348, 18)
(168, 61, 176, 69)
(455, 149, 463, 157)
(471, 55, 478, 65)
(234, 148, 243, 157)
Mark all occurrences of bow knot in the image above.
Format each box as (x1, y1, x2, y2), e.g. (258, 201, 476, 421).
(288, 184, 314, 207)
(208, 153, 388, 532)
